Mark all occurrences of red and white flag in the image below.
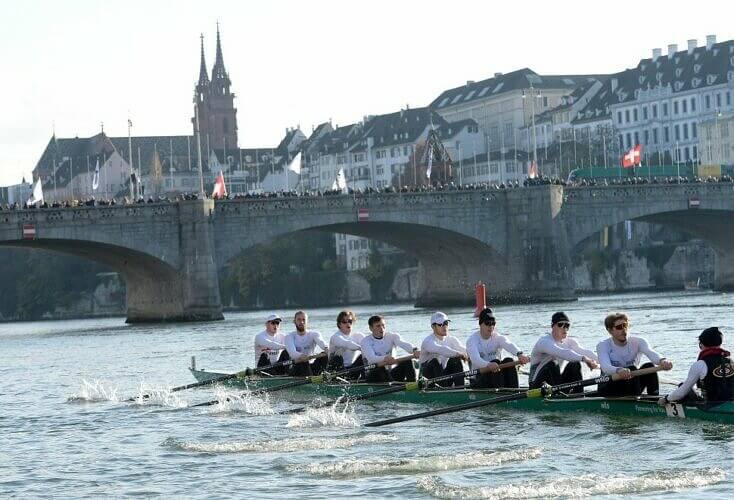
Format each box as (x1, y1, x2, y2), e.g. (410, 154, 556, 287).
(358, 208, 369, 222)
(212, 171, 227, 198)
(622, 144, 642, 168)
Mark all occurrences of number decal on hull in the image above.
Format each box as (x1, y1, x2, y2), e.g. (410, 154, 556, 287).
(665, 403, 686, 418)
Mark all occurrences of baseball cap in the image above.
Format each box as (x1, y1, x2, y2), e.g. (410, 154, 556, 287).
(431, 311, 449, 325)
(265, 313, 282, 322)
(551, 312, 570, 325)
(478, 308, 495, 324)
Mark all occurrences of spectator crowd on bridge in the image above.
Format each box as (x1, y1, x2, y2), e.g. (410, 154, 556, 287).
(1, 174, 732, 211)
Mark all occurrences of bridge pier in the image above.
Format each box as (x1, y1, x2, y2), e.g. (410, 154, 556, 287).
(126, 199, 223, 323)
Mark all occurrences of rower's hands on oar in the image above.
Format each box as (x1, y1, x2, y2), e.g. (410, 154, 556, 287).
(615, 368, 633, 380)
(517, 354, 530, 365)
(659, 359, 673, 371)
(581, 356, 598, 370)
(487, 362, 501, 373)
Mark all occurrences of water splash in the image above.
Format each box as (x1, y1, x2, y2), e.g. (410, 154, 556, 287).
(285, 448, 542, 478)
(129, 382, 188, 408)
(203, 386, 275, 415)
(286, 402, 359, 428)
(416, 468, 727, 499)
(162, 433, 396, 454)
(66, 379, 120, 403)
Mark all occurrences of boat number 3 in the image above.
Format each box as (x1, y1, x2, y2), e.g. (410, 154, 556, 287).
(665, 402, 686, 418)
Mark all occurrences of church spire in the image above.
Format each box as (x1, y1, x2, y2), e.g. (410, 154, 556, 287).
(211, 22, 230, 88)
(197, 33, 209, 88)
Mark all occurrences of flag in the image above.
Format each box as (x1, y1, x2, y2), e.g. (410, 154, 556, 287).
(426, 149, 433, 179)
(287, 152, 302, 174)
(92, 160, 100, 191)
(335, 167, 347, 190)
(212, 170, 227, 198)
(622, 144, 642, 168)
(128, 119, 133, 127)
(27, 178, 44, 206)
(527, 161, 538, 179)
(625, 220, 633, 240)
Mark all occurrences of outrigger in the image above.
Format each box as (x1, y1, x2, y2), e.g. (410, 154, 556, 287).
(188, 357, 734, 424)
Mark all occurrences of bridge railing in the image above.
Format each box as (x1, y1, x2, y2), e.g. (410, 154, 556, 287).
(0, 202, 175, 225)
(564, 183, 733, 202)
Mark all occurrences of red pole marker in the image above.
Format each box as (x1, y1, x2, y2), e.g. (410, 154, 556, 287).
(474, 281, 486, 317)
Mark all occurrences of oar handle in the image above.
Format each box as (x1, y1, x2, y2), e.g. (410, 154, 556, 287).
(418, 359, 521, 389)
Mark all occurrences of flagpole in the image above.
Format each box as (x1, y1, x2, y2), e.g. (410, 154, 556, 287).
(86, 155, 90, 197)
(187, 136, 192, 171)
(70, 156, 74, 201)
(104, 152, 108, 200)
(170, 138, 174, 194)
(137, 147, 142, 197)
(195, 104, 204, 196)
(128, 117, 134, 200)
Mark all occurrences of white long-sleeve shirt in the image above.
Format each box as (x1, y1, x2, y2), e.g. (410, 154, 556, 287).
(667, 360, 708, 402)
(360, 332, 415, 365)
(329, 331, 365, 367)
(285, 330, 327, 359)
(596, 336, 663, 375)
(419, 334, 466, 367)
(465, 330, 522, 369)
(253, 330, 286, 365)
(529, 333, 597, 384)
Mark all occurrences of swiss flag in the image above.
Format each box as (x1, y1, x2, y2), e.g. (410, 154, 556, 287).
(621, 144, 642, 168)
(212, 171, 227, 198)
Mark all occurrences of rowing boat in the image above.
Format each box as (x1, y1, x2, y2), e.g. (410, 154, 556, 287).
(188, 362, 734, 424)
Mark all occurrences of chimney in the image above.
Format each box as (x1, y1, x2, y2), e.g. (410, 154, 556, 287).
(610, 78, 618, 92)
(706, 34, 717, 50)
(466, 80, 475, 86)
(652, 48, 661, 61)
(668, 44, 678, 58)
(494, 72, 503, 78)
(687, 39, 697, 54)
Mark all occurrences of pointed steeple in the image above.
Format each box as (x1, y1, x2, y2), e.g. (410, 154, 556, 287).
(197, 33, 209, 88)
(211, 22, 230, 90)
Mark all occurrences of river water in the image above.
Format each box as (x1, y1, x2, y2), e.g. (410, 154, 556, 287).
(2, 290, 734, 499)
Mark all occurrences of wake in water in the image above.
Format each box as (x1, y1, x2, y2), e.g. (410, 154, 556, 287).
(128, 382, 188, 408)
(66, 379, 120, 403)
(286, 402, 359, 428)
(203, 386, 275, 415)
(285, 448, 542, 478)
(417, 468, 726, 499)
(162, 433, 397, 454)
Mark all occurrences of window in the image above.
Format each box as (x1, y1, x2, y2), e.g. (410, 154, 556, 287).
(542, 97, 548, 107)
(705, 95, 711, 109)
(489, 164, 498, 174)
(634, 131, 639, 145)
(376, 165, 384, 176)
(664, 126, 670, 142)
(625, 110, 630, 123)
(617, 111, 623, 124)
(643, 107, 648, 120)
(692, 122, 697, 139)
(682, 100, 687, 114)
(663, 102, 669, 116)
(361, 240, 368, 249)
(375, 150, 386, 159)
(633, 108, 638, 121)
(626, 133, 632, 148)
(644, 130, 649, 144)
(505, 163, 515, 173)
(674, 101, 679, 115)
(693, 145, 698, 159)
(652, 104, 658, 118)
(683, 123, 689, 140)
(691, 98, 696, 112)
(685, 147, 690, 161)
(653, 128, 659, 144)
(716, 93, 722, 107)
(674, 124, 680, 141)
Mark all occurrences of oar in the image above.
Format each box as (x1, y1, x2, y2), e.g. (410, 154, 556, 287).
(284, 360, 522, 414)
(126, 353, 326, 402)
(365, 365, 665, 427)
(191, 354, 417, 408)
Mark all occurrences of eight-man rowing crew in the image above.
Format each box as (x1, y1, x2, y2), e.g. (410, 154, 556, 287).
(254, 309, 734, 405)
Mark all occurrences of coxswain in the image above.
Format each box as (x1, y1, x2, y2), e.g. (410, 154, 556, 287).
(528, 312, 599, 393)
(253, 313, 289, 375)
(658, 327, 734, 406)
(361, 315, 420, 383)
(327, 310, 365, 379)
(419, 312, 467, 387)
(466, 308, 530, 388)
(284, 311, 328, 376)
(596, 313, 672, 396)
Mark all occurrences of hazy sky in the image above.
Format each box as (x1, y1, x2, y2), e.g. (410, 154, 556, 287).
(1, 0, 732, 185)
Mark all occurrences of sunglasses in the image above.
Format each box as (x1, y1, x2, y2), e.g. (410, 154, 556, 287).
(269, 320, 281, 325)
(482, 320, 496, 326)
(613, 323, 628, 331)
(340, 319, 354, 324)
(433, 321, 450, 327)
(555, 322, 571, 329)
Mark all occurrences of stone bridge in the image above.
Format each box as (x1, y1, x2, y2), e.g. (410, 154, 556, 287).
(1, 183, 732, 322)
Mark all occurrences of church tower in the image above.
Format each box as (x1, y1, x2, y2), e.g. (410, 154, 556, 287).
(192, 25, 238, 154)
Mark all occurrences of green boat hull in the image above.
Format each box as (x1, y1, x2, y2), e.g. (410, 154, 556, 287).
(189, 368, 734, 424)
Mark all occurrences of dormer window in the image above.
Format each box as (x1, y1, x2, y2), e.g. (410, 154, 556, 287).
(728, 70, 734, 82)
(674, 81, 684, 91)
(692, 77, 701, 88)
(675, 57, 680, 65)
(707, 74, 718, 85)
(694, 64, 702, 74)
(675, 68, 683, 78)
(656, 72, 663, 82)
(638, 75, 645, 84)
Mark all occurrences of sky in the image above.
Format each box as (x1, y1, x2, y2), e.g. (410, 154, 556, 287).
(1, 0, 732, 185)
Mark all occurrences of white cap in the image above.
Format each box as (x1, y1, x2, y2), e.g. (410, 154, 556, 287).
(265, 313, 282, 322)
(430, 311, 449, 325)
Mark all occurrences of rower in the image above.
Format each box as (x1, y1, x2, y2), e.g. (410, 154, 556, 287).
(466, 308, 530, 388)
(254, 313, 289, 375)
(284, 311, 328, 376)
(327, 310, 365, 379)
(528, 312, 599, 393)
(419, 312, 467, 387)
(658, 327, 734, 406)
(361, 315, 420, 383)
(596, 313, 672, 396)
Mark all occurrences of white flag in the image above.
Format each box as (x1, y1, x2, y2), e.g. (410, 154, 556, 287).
(287, 152, 302, 174)
(625, 220, 633, 240)
(336, 167, 347, 190)
(92, 159, 100, 191)
(27, 178, 44, 206)
(426, 149, 433, 179)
